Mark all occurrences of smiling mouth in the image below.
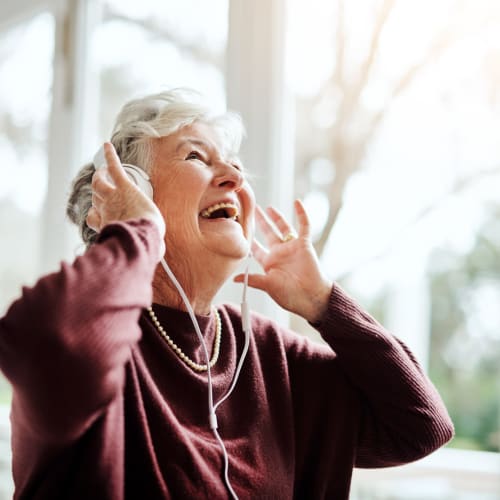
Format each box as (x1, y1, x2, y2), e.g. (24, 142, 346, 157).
(200, 202, 240, 222)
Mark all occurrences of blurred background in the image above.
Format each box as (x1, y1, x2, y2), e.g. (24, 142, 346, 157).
(0, 0, 499, 498)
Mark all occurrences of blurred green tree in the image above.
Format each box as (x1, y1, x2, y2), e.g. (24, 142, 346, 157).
(428, 204, 500, 451)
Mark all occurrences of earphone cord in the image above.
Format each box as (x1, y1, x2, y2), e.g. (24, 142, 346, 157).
(159, 258, 216, 424)
(159, 256, 253, 500)
(214, 259, 251, 411)
(212, 256, 252, 500)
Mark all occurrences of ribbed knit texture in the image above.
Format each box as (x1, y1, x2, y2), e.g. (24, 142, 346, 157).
(0, 219, 454, 499)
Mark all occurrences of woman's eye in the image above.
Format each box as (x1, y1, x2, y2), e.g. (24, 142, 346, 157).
(186, 151, 203, 161)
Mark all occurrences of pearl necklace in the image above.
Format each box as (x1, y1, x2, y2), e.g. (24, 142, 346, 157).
(147, 306, 222, 372)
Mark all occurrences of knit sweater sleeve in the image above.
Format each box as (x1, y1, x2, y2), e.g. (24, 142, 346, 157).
(314, 283, 454, 468)
(0, 219, 160, 444)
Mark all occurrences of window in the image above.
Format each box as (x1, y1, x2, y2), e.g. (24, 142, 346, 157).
(0, 2, 230, 497)
(0, 11, 55, 497)
(94, 0, 229, 143)
(287, 0, 500, 496)
(0, 12, 54, 316)
(0, 11, 55, 390)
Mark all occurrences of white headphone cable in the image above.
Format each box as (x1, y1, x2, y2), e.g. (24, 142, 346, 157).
(211, 253, 252, 500)
(214, 257, 251, 411)
(158, 221, 254, 500)
(159, 256, 242, 499)
(159, 258, 217, 428)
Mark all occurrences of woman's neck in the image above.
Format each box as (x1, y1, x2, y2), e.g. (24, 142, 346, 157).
(151, 281, 212, 315)
(152, 259, 232, 315)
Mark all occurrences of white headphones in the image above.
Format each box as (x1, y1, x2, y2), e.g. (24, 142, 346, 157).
(93, 145, 154, 199)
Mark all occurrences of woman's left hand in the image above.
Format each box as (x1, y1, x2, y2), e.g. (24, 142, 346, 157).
(234, 200, 332, 324)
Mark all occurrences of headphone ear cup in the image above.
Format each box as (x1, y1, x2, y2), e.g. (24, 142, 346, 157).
(92, 146, 154, 199)
(122, 165, 154, 200)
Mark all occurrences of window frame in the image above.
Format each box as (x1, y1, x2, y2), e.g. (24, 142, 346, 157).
(0, 1, 497, 498)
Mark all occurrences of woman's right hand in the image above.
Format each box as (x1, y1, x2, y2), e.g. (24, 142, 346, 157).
(86, 142, 166, 258)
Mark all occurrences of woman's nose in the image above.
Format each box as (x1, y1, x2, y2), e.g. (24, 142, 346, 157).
(212, 161, 244, 190)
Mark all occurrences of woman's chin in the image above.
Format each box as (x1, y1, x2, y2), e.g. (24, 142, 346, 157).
(199, 218, 250, 258)
(213, 238, 250, 261)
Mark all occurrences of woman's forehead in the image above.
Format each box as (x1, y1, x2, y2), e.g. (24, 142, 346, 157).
(163, 123, 233, 156)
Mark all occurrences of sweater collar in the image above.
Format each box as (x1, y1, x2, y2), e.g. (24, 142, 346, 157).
(147, 303, 217, 357)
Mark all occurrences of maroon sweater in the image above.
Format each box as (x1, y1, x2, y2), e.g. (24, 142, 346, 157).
(0, 220, 454, 499)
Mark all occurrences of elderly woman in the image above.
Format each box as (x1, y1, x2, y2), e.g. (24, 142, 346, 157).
(1, 89, 453, 499)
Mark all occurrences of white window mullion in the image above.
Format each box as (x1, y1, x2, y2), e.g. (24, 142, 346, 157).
(223, 0, 294, 324)
(41, 0, 101, 273)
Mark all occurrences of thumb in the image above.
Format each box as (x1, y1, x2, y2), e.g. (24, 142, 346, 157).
(233, 273, 268, 292)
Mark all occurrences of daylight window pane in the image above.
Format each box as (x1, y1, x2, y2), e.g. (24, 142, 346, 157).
(0, 12, 54, 498)
(287, 0, 500, 495)
(96, 0, 229, 141)
(0, 12, 54, 315)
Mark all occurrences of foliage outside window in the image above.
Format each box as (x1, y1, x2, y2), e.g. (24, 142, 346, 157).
(428, 205, 500, 452)
(288, 0, 500, 454)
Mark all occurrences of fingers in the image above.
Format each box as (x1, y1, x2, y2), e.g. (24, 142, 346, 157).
(91, 168, 114, 197)
(294, 199, 311, 239)
(102, 142, 131, 187)
(91, 192, 102, 213)
(234, 239, 269, 289)
(86, 206, 101, 232)
(233, 272, 268, 291)
(90, 142, 134, 216)
(265, 206, 296, 240)
(256, 199, 310, 243)
(255, 205, 283, 244)
(250, 239, 268, 266)
(91, 166, 116, 213)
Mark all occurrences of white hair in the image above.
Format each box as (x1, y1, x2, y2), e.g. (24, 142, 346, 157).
(67, 88, 245, 246)
(111, 88, 244, 171)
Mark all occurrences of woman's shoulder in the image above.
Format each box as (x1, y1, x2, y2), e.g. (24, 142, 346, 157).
(218, 302, 334, 360)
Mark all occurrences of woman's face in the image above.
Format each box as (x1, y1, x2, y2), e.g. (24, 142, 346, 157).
(150, 121, 255, 263)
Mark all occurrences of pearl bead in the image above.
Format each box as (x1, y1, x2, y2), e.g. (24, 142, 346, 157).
(147, 306, 222, 372)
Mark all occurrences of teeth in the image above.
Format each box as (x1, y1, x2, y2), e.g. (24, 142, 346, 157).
(201, 202, 240, 220)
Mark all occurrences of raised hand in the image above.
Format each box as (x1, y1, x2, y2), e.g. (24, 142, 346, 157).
(234, 200, 332, 324)
(86, 143, 166, 258)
